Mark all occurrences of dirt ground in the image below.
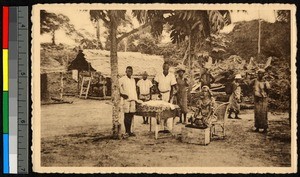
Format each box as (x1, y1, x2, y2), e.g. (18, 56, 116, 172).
(41, 97, 291, 167)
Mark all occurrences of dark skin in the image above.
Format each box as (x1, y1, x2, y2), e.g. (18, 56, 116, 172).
(137, 74, 152, 100)
(250, 71, 270, 133)
(178, 70, 189, 87)
(137, 74, 153, 124)
(120, 68, 133, 99)
(200, 68, 215, 87)
(156, 63, 177, 102)
(177, 70, 188, 123)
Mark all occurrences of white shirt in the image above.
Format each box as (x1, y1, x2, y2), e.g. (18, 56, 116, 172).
(119, 75, 138, 101)
(154, 72, 177, 92)
(137, 79, 153, 95)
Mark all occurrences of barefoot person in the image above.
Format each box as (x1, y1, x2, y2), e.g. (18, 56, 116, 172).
(228, 74, 242, 119)
(252, 69, 271, 133)
(154, 62, 177, 133)
(176, 65, 189, 124)
(119, 66, 138, 137)
(137, 71, 153, 124)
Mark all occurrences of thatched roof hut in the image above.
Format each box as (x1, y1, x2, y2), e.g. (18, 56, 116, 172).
(82, 50, 165, 78)
(68, 50, 96, 72)
(41, 57, 67, 74)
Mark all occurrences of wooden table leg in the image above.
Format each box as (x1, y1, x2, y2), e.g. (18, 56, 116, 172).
(155, 114, 159, 139)
(172, 117, 175, 136)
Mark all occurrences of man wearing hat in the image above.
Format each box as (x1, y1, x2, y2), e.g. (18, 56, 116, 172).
(137, 71, 153, 124)
(228, 74, 242, 119)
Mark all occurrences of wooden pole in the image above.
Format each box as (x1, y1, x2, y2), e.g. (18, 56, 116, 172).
(257, 11, 261, 61)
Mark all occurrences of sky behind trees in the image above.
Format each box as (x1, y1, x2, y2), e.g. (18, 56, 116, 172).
(40, 9, 278, 46)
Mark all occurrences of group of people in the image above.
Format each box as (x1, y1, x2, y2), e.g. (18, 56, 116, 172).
(226, 69, 271, 133)
(119, 62, 189, 138)
(119, 61, 271, 138)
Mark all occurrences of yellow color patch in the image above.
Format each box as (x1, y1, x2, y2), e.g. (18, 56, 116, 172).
(3, 49, 8, 91)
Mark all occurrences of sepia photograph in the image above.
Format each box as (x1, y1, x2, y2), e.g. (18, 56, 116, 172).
(31, 3, 297, 173)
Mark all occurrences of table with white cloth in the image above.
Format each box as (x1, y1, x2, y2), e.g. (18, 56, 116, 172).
(135, 100, 180, 139)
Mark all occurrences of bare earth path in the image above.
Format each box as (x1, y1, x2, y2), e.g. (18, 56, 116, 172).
(40, 98, 291, 167)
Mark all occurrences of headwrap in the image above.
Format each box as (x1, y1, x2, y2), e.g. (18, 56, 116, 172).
(176, 64, 186, 73)
(201, 85, 213, 97)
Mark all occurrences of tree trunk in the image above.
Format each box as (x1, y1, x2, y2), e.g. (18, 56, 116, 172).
(187, 35, 194, 103)
(51, 30, 56, 45)
(257, 18, 261, 60)
(41, 73, 49, 101)
(96, 20, 103, 49)
(110, 17, 122, 139)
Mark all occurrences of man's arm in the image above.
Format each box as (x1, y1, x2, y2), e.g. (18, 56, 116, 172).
(149, 81, 153, 100)
(154, 81, 162, 99)
(119, 78, 128, 99)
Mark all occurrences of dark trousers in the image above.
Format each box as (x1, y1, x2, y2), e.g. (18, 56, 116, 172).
(124, 113, 134, 134)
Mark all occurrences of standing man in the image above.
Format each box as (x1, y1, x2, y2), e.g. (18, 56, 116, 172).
(137, 71, 153, 124)
(119, 66, 138, 137)
(200, 68, 215, 88)
(154, 62, 177, 133)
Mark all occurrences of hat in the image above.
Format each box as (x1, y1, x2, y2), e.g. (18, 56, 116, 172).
(235, 74, 242, 79)
(201, 85, 213, 97)
(176, 64, 186, 73)
(142, 71, 148, 76)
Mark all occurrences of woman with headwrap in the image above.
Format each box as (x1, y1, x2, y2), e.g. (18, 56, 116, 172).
(251, 69, 271, 133)
(192, 86, 217, 128)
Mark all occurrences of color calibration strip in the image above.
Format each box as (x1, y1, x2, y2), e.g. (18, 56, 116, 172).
(2, 6, 29, 174)
(3, 6, 10, 174)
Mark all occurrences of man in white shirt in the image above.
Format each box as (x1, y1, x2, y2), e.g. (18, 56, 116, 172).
(119, 66, 138, 137)
(137, 71, 153, 124)
(154, 62, 177, 132)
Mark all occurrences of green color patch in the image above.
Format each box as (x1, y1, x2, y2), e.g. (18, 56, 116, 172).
(3, 92, 9, 133)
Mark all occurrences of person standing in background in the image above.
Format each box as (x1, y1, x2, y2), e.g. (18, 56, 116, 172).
(154, 62, 177, 133)
(119, 66, 138, 137)
(200, 68, 215, 88)
(137, 71, 153, 124)
(228, 74, 242, 119)
(176, 65, 189, 124)
(252, 69, 271, 133)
